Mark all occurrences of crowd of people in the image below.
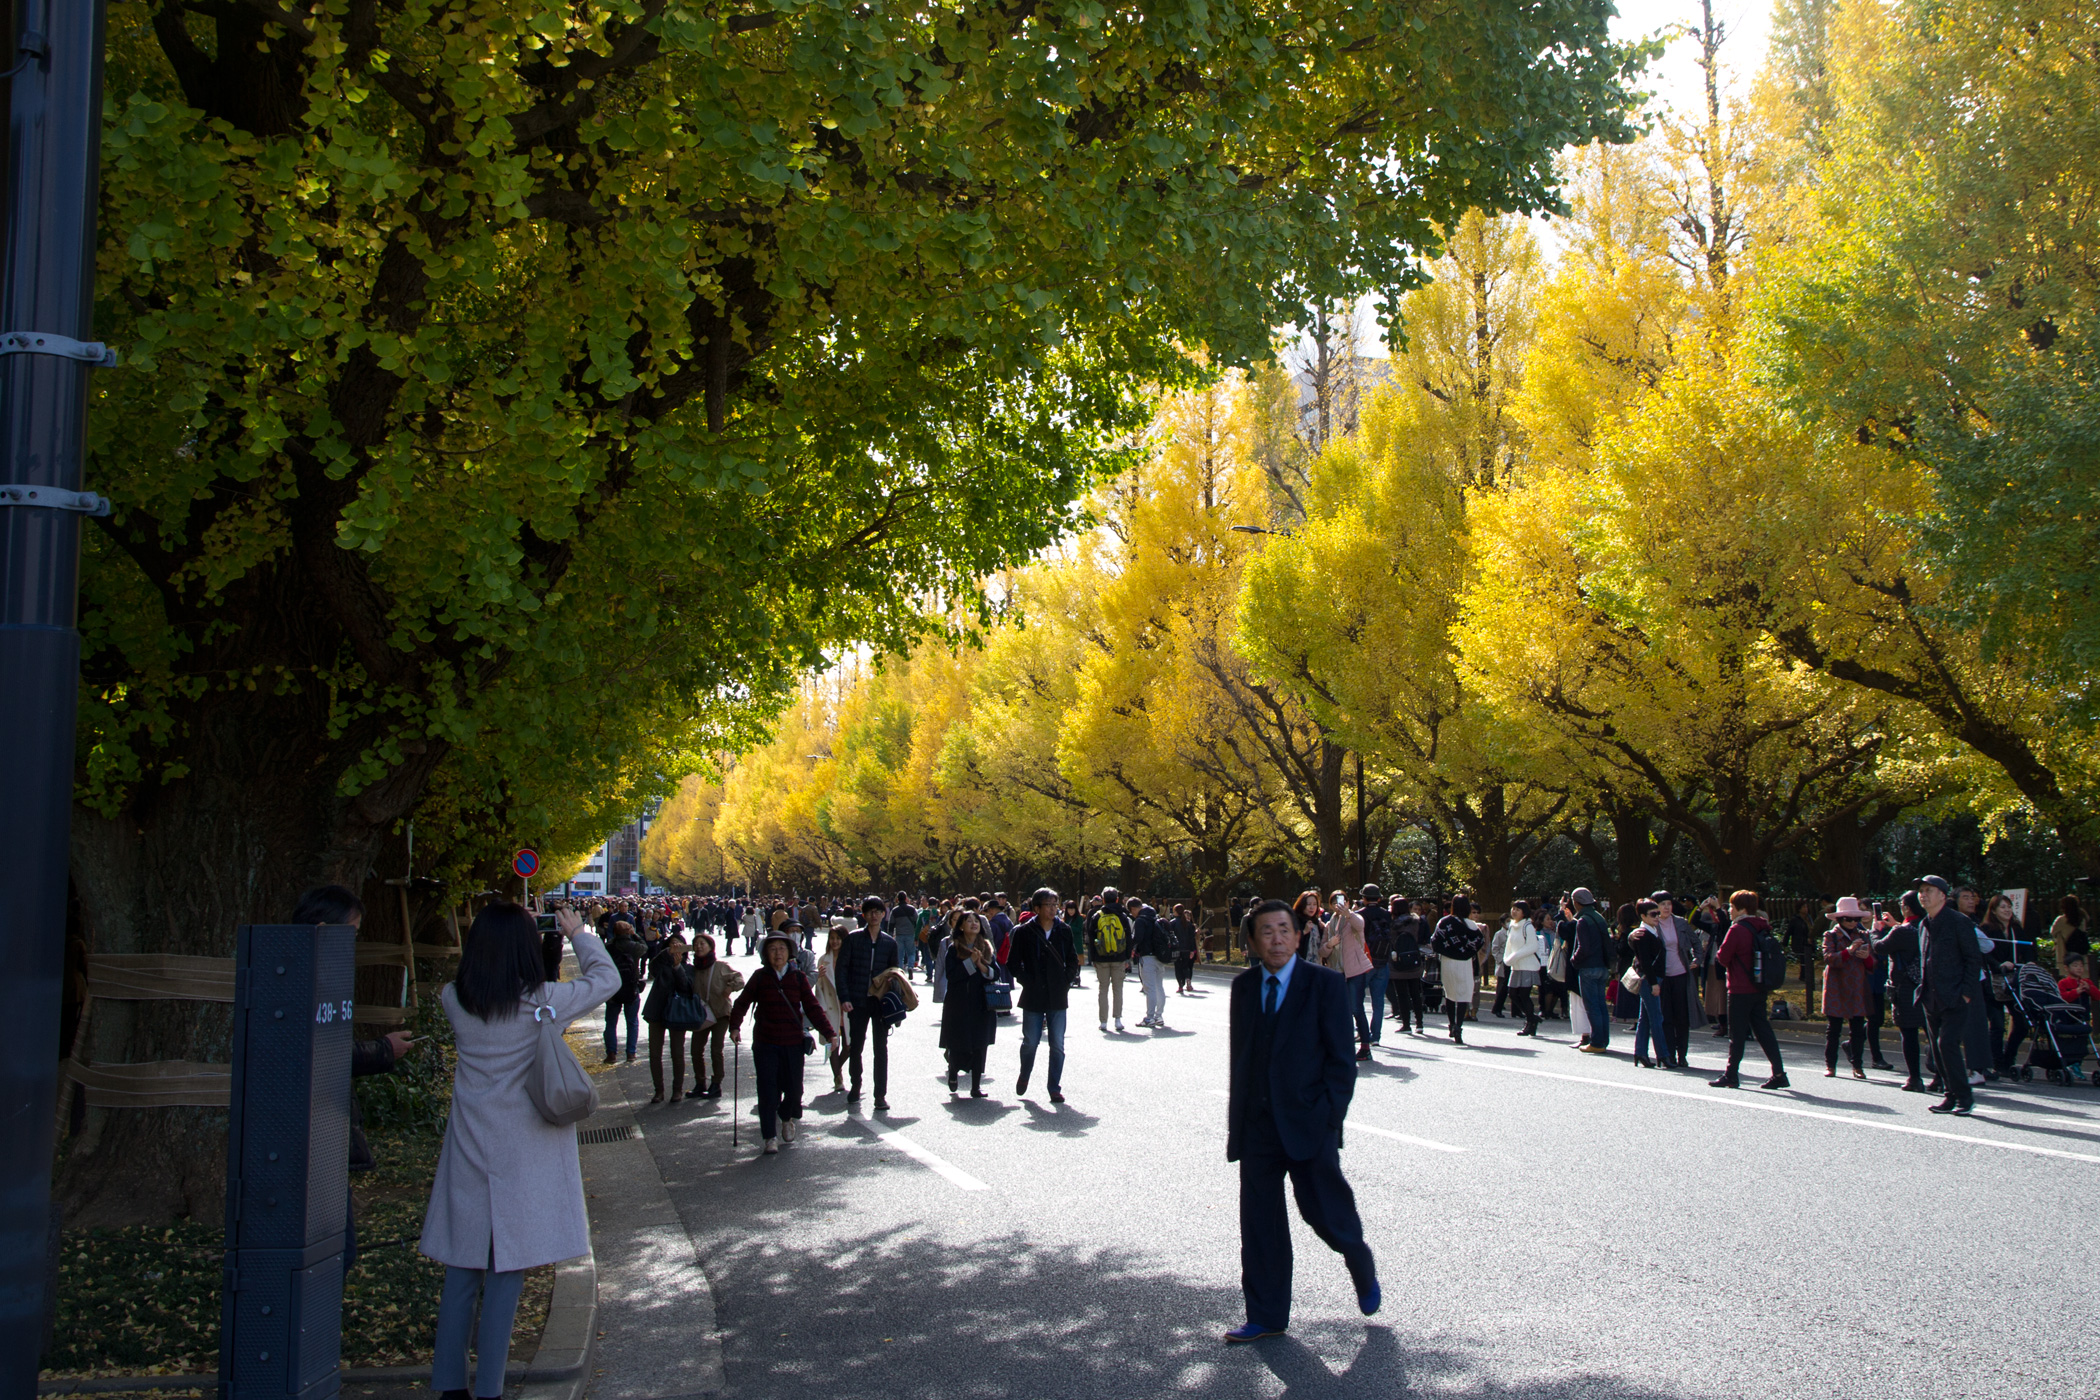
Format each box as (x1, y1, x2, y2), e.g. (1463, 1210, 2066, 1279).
(558, 876, 2096, 1138)
(377, 872, 2093, 1384)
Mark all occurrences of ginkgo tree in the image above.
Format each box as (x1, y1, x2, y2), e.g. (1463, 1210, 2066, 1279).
(69, 0, 1644, 1219)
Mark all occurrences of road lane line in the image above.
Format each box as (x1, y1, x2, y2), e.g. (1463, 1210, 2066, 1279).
(1354, 1124, 1465, 1153)
(1412, 1051, 2100, 1166)
(851, 1119, 989, 1190)
(1203, 1090, 1463, 1152)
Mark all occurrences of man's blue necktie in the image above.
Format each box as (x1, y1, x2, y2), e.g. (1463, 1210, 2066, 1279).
(1264, 974, 1280, 1017)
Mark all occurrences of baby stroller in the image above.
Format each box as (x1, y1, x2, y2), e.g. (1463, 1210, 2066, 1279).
(2008, 963, 2097, 1087)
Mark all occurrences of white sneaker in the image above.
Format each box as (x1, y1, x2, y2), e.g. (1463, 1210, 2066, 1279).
(762, 1138, 779, 1155)
(1101, 1022, 1109, 1033)
(1968, 1071, 1986, 1086)
(781, 1120, 797, 1144)
(1116, 1020, 1126, 1033)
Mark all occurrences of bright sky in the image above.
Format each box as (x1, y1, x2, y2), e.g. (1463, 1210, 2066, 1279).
(1332, 0, 1776, 356)
(1612, 0, 1774, 124)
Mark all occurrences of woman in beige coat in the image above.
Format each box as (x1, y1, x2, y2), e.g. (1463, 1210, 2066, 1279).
(419, 903, 619, 1400)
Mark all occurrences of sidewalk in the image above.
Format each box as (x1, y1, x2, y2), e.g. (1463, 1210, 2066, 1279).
(575, 1055, 725, 1400)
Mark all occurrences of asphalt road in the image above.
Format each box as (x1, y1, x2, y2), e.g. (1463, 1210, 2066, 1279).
(610, 954, 2099, 1400)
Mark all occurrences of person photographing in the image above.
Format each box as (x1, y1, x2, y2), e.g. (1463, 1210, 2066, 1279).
(1222, 900, 1379, 1343)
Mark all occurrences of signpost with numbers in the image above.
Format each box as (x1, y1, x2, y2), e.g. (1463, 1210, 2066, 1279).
(217, 925, 357, 1400)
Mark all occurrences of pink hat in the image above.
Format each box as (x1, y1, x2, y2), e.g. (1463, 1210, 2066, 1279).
(1832, 895, 1869, 918)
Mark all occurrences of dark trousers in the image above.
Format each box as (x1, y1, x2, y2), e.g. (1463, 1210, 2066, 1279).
(1898, 1023, 1923, 1082)
(847, 1007, 889, 1097)
(1390, 977, 1427, 1029)
(604, 996, 638, 1060)
(1348, 972, 1372, 1046)
(1825, 1015, 1865, 1071)
(1175, 952, 1196, 989)
(1868, 987, 1888, 1063)
(1492, 975, 1510, 1016)
(1661, 973, 1691, 1063)
(1237, 1113, 1374, 1331)
(1932, 1007, 1973, 1106)
(751, 1041, 805, 1140)
(648, 1022, 689, 1098)
(2002, 1004, 2032, 1072)
(696, 1022, 729, 1087)
(1724, 992, 1783, 1077)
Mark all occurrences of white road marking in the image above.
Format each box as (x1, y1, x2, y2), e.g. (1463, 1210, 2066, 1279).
(1203, 1090, 1464, 1152)
(851, 1119, 989, 1190)
(1416, 1051, 2100, 1166)
(1354, 1124, 1466, 1153)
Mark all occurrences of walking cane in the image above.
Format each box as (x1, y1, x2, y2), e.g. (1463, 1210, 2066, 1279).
(732, 1038, 741, 1147)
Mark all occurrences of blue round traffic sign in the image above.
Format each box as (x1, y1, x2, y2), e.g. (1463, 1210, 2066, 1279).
(513, 848, 540, 878)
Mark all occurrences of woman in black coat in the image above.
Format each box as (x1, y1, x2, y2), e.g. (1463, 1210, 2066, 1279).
(940, 912, 1000, 1098)
(642, 931, 697, 1103)
(1874, 891, 1929, 1092)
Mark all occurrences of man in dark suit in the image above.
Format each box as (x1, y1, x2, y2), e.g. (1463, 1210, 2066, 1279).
(1918, 874, 1986, 1115)
(1223, 899, 1379, 1343)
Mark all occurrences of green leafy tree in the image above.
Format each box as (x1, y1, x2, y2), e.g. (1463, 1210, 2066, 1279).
(69, 0, 1640, 1219)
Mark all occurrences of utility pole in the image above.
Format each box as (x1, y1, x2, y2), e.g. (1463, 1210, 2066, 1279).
(0, 0, 112, 1391)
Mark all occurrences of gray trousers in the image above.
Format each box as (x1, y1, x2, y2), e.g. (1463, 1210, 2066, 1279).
(434, 1263, 527, 1396)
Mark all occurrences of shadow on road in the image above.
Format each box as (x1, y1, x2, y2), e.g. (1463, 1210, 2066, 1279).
(676, 1205, 1707, 1400)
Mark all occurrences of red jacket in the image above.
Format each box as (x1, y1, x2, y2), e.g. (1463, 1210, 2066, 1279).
(730, 966, 836, 1048)
(1715, 916, 1770, 995)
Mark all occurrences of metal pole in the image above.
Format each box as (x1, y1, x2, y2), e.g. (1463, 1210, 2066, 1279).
(0, 0, 111, 1391)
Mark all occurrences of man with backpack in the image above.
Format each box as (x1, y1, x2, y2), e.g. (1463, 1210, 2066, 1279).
(1087, 886, 1135, 1032)
(1710, 888, 1790, 1090)
(1387, 897, 1430, 1034)
(1132, 899, 1173, 1029)
(601, 919, 649, 1065)
(888, 889, 920, 976)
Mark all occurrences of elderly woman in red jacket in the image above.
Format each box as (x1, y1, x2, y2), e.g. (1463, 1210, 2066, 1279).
(730, 931, 838, 1156)
(1823, 896, 1876, 1078)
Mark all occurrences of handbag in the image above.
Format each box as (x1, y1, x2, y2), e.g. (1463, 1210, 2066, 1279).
(1620, 965, 1644, 995)
(525, 997, 601, 1127)
(984, 967, 1014, 1012)
(665, 990, 713, 1032)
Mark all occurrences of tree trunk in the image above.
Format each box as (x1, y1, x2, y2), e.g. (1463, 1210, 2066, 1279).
(1311, 739, 1348, 892)
(58, 696, 439, 1227)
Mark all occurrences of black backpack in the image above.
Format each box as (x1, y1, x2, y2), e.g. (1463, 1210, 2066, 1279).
(1753, 927, 1789, 993)
(1362, 905, 1395, 962)
(1390, 918, 1425, 971)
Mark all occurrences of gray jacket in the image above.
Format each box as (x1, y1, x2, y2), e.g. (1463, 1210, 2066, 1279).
(421, 931, 620, 1272)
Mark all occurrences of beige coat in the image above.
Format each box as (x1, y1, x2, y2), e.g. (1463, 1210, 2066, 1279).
(696, 959, 745, 1020)
(419, 931, 620, 1272)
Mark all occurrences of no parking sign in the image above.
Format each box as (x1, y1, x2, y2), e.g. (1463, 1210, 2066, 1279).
(513, 848, 539, 879)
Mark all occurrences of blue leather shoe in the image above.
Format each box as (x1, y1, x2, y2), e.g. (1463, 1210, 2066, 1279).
(1223, 1322, 1286, 1344)
(1358, 1280, 1382, 1316)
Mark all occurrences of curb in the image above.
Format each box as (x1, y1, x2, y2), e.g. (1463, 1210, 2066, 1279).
(40, 1220, 599, 1399)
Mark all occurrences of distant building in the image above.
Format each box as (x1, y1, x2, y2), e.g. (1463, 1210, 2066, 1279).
(563, 801, 662, 898)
